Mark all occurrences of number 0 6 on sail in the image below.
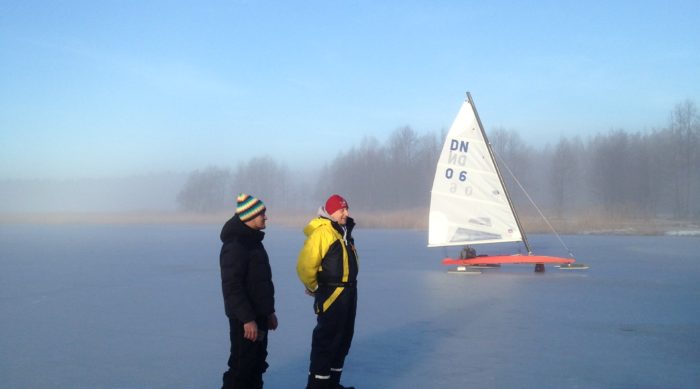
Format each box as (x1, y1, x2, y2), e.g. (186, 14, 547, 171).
(428, 92, 587, 272)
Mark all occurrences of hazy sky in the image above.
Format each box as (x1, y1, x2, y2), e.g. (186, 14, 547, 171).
(1, 0, 698, 180)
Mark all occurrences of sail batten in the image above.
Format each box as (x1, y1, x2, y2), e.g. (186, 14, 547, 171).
(428, 94, 523, 248)
(430, 191, 513, 207)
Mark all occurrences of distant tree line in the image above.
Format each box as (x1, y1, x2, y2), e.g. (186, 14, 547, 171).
(495, 99, 700, 220)
(315, 126, 441, 211)
(176, 156, 293, 212)
(177, 100, 699, 220)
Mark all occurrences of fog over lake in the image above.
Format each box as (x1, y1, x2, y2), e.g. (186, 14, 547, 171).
(2, 224, 698, 388)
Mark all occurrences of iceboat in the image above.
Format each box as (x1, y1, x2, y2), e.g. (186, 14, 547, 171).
(428, 93, 588, 273)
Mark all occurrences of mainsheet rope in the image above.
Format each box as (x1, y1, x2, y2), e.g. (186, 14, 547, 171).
(495, 152, 575, 258)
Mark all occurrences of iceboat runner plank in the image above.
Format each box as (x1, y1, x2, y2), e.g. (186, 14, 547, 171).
(442, 254, 575, 266)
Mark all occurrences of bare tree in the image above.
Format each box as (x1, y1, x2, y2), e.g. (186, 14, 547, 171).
(669, 100, 699, 218)
(386, 126, 419, 209)
(233, 156, 290, 208)
(489, 127, 536, 209)
(549, 137, 578, 216)
(176, 166, 233, 212)
(588, 130, 641, 215)
(645, 129, 671, 216)
(352, 136, 386, 208)
(318, 127, 439, 212)
(414, 131, 441, 208)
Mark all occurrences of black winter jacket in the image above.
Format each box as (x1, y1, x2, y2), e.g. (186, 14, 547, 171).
(219, 215, 275, 324)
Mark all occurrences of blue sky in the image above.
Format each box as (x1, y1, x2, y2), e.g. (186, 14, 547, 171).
(1, 0, 698, 179)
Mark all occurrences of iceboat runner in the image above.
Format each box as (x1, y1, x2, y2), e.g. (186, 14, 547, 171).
(428, 92, 588, 273)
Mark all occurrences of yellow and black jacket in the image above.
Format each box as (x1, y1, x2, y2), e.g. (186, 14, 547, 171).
(297, 216, 358, 313)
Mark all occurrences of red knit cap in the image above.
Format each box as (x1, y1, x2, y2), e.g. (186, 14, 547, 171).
(325, 194, 348, 215)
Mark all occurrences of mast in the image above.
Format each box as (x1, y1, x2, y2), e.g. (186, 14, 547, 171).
(466, 92, 533, 254)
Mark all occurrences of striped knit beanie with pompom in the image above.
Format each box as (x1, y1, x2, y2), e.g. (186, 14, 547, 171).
(236, 193, 266, 222)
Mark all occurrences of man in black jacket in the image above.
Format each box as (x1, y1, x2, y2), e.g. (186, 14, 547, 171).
(220, 193, 278, 389)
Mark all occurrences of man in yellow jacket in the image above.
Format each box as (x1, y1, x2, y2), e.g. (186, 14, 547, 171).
(297, 194, 358, 389)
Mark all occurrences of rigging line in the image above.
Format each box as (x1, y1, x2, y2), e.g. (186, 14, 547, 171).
(494, 152, 575, 258)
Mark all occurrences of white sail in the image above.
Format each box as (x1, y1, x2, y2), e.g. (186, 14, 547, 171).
(428, 96, 523, 247)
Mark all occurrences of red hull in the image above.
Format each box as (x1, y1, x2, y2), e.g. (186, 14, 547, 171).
(442, 254, 575, 266)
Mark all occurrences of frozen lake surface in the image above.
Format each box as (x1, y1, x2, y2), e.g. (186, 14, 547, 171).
(1, 224, 699, 388)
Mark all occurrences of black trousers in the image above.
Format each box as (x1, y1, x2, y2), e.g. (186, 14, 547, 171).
(309, 286, 357, 383)
(222, 316, 269, 389)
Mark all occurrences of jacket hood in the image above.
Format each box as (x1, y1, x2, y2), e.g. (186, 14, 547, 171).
(303, 211, 355, 238)
(317, 205, 331, 219)
(303, 216, 329, 238)
(220, 214, 265, 243)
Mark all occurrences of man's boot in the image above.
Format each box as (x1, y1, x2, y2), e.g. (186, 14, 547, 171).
(330, 369, 355, 389)
(307, 373, 332, 389)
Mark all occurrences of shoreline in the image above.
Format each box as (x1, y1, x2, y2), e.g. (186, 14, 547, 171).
(1, 211, 698, 236)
